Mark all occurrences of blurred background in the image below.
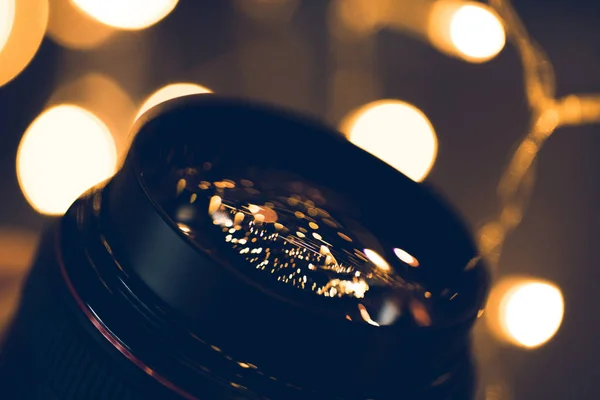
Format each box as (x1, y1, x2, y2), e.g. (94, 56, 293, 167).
(1, 0, 599, 398)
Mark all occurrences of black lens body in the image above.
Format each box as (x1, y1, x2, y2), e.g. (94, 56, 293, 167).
(0, 96, 488, 399)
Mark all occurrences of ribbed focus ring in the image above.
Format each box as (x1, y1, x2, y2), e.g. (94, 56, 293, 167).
(0, 226, 152, 400)
(34, 314, 135, 400)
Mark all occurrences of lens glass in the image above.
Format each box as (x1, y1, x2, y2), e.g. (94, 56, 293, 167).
(132, 100, 486, 330)
(142, 161, 478, 329)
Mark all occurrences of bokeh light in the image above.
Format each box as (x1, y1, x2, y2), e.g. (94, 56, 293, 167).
(0, 0, 48, 87)
(49, 73, 136, 161)
(341, 100, 438, 182)
(72, 0, 178, 30)
(428, 1, 505, 63)
(136, 83, 212, 119)
(17, 105, 118, 215)
(450, 4, 505, 61)
(393, 247, 419, 267)
(47, 0, 115, 49)
(363, 249, 391, 271)
(0, 0, 15, 54)
(486, 277, 565, 348)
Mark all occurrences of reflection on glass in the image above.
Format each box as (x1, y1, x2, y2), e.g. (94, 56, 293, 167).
(340, 100, 438, 182)
(410, 299, 432, 327)
(394, 247, 420, 267)
(17, 105, 117, 215)
(200, 178, 382, 301)
(145, 161, 482, 330)
(363, 248, 391, 271)
(72, 0, 179, 30)
(358, 303, 379, 326)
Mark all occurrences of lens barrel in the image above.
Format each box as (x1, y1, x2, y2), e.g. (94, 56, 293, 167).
(0, 96, 488, 399)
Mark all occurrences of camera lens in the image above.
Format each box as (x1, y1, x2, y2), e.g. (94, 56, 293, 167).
(0, 96, 488, 399)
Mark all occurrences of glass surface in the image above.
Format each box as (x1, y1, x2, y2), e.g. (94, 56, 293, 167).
(142, 156, 485, 330)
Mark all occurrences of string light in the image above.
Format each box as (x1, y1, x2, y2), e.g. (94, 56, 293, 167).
(136, 83, 212, 120)
(333, 0, 505, 63)
(477, 0, 600, 268)
(428, 1, 505, 63)
(341, 100, 438, 182)
(449, 4, 505, 61)
(0, 0, 48, 87)
(17, 105, 117, 215)
(486, 277, 564, 348)
(72, 0, 179, 30)
(363, 249, 391, 271)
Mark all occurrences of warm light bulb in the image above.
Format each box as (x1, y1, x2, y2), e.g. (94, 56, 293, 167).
(341, 100, 438, 182)
(500, 281, 564, 348)
(487, 277, 564, 348)
(136, 83, 212, 119)
(71, 0, 179, 30)
(0, 0, 15, 54)
(428, 1, 505, 63)
(0, 0, 48, 87)
(17, 105, 118, 215)
(449, 4, 505, 61)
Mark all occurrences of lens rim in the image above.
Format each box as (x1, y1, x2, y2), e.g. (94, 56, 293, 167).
(125, 95, 487, 325)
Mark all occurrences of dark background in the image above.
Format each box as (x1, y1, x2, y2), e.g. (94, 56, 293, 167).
(1, 1, 599, 398)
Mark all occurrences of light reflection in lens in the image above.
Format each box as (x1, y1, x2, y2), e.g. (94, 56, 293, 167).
(394, 247, 420, 267)
(363, 248, 391, 271)
(358, 303, 380, 326)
